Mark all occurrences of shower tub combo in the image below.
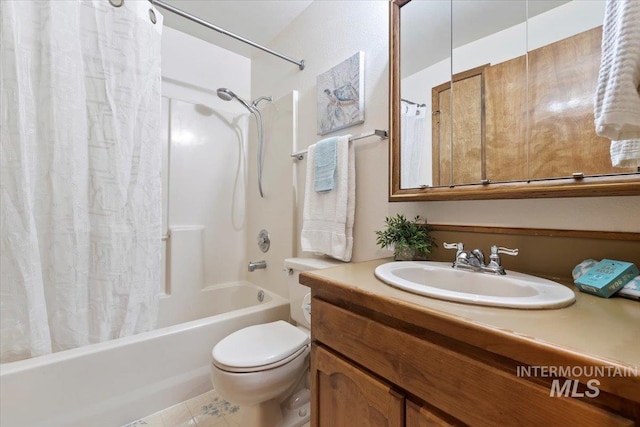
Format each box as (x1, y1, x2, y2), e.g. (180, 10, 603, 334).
(0, 282, 289, 427)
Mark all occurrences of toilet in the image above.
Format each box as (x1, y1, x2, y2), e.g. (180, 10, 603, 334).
(210, 257, 342, 427)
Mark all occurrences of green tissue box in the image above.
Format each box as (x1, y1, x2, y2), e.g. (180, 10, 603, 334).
(574, 259, 639, 298)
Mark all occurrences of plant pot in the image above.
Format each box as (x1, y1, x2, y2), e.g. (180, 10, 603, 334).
(394, 247, 416, 261)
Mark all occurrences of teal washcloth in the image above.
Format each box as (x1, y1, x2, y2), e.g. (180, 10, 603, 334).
(314, 137, 338, 192)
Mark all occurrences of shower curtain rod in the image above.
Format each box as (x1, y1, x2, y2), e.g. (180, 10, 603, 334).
(401, 98, 426, 107)
(148, 0, 306, 70)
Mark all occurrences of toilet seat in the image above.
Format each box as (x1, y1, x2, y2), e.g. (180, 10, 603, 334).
(212, 320, 310, 373)
(213, 344, 309, 373)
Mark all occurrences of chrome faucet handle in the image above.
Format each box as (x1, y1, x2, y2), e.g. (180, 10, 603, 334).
(492, 246, 519, 257)
(485, 245, 519, 274)
(443, 242, 464, 253)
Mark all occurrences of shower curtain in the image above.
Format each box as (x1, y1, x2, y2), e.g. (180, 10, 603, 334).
(0, 0, 163, 363)
(400, 101, 427, 188)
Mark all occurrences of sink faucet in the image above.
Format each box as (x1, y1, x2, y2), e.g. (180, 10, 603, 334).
(443, 242, 484, 271)
(443, 242, 518, 275)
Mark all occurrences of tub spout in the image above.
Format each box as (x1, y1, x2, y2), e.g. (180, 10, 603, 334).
(248, 260, 267, 272)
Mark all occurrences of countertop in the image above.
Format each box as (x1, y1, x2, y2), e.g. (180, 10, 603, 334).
(300, 258, 640, 400)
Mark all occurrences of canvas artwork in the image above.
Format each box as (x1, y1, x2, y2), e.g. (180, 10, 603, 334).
(317, 51, 365, 135)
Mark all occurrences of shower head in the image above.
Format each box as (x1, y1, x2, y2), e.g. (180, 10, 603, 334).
(217, 88, 253, 112)
(216, 88, 234, 101)
(216, 87, 273, 198)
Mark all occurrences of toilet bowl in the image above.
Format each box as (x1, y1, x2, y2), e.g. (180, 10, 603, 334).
(209, 257, 342, 427)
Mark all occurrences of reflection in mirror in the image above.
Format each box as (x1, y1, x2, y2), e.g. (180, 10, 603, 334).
(393, 0, 640, 198)
(449, 1, 529, 186)
(525, 2, 633, 179)
(400, 0, 451, 189)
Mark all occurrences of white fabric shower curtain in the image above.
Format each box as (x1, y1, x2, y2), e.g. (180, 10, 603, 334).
(400, 101, 428, 189)
(0, 0, 164, 363)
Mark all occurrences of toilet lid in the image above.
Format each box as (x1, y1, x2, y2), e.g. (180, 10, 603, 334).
(212, 320, 310, 370)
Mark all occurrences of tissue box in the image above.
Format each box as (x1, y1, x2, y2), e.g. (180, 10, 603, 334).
(574, 259, 639, 298)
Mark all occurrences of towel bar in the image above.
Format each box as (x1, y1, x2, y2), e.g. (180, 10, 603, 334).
(290, 129, 388, 160)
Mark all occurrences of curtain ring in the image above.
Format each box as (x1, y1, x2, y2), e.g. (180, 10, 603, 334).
(108, 0, 124, 7)
(149, 8, 157, 24)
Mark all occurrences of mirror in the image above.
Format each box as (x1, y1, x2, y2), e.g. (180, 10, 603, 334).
(389, 0, 640, 201)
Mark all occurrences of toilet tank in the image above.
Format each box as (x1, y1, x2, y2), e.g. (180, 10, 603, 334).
(284, 257, 344, 329)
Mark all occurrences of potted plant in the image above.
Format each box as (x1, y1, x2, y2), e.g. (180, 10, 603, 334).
(375, 214, 435, 261)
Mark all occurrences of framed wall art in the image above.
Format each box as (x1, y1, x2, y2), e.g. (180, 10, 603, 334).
(317, 51, 365, 135)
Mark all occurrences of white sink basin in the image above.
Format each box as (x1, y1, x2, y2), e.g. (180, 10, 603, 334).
(374, 261, 575, 309)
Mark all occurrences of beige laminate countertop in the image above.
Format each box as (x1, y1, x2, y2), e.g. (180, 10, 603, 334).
(301, 258, 640, 390)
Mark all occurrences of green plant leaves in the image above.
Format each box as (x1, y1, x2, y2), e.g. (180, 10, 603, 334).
(374, 214, 434, 258)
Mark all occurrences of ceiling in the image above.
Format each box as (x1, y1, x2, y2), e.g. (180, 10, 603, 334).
(156, 0, 314, 59)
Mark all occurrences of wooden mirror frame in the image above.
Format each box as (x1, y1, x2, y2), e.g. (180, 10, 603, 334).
(388, 0, 640, 202)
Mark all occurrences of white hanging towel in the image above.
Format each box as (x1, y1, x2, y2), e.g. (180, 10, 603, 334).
(594, 0, 640, 143)
(301, 135, 355, 262)
(610, 139, 640, 168)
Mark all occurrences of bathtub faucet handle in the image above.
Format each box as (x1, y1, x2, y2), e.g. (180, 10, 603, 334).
(248, 260, 267, 272)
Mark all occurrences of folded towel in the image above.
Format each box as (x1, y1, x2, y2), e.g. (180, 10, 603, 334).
(314, 137, 338, 192)
(610, 139, 640, 167)
(301, 135, 354, 262)
(594, 0, 640, 141)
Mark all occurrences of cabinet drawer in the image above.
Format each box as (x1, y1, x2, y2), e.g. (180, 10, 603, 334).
(312, 298, 632, 427)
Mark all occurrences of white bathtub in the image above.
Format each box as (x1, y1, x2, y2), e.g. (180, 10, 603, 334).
(0, 282, 289, 427)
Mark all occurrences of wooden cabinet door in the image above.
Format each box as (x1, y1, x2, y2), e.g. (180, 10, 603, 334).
(406, 400, 459, 427)
(311, 344, 404, 427)
(484, 54, 527, 182)
(432, 67, 485, 187)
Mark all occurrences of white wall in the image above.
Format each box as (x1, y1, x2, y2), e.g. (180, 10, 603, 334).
(252, 0, 393, 265)
(159, 27, 253, 323)
(250, 0, 640, 268)
(161, 27, 251, 110)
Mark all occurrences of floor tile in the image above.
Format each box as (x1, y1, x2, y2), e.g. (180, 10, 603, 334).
(223, 410, 242, 427)
(161, 402, 196, 427)
(184, 390, 219, 418)
(122, 420, 150, 427)
(139, 413, 165, 427)
(197, 395, 241, 419)
(185, 391, 231, 427)
(120, 391, 248, 427)
(193, 413, 229, 427)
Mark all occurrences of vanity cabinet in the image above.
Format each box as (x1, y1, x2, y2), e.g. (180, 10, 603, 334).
(309, 296, 636, 427)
